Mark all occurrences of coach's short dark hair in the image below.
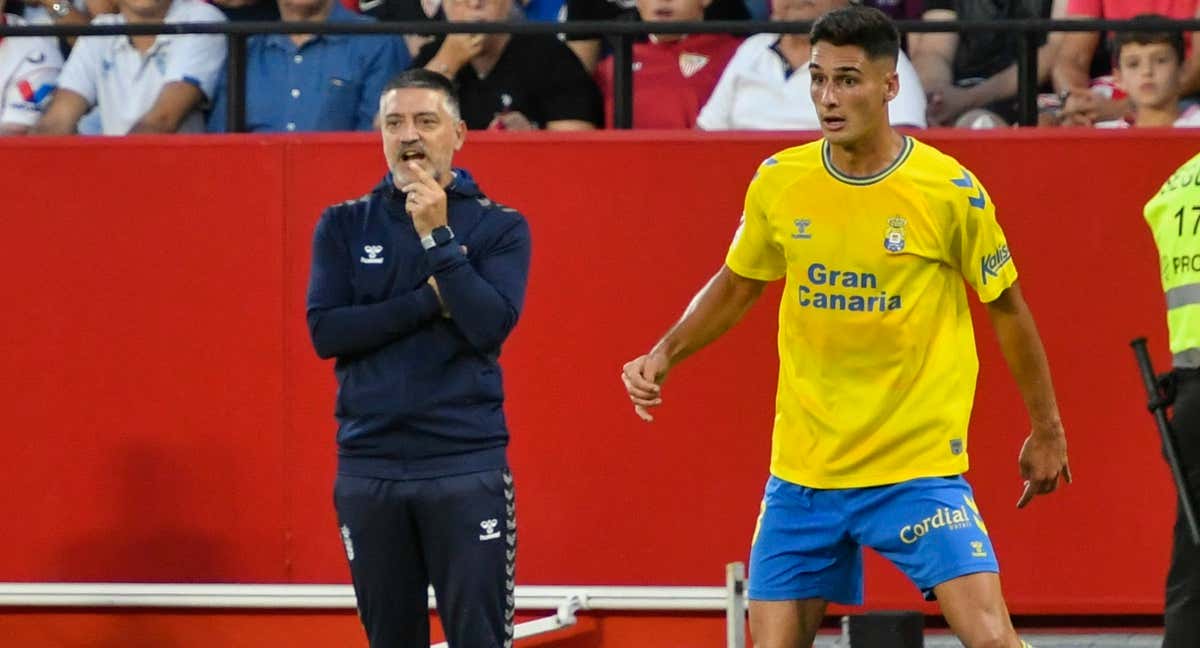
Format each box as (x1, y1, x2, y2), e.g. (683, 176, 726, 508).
(810, 5, 900, 62)
(1112, 14, 1186, 65)
(380, 69, 462, 119)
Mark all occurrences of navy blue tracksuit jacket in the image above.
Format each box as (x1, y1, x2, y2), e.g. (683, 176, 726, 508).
(306, 168, 532, 479)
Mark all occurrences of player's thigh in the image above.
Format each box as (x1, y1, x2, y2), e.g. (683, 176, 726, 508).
(858, 476, 999, 600)
(749, 598, 827, 648)
(933, 572, 1019, 648)
(749, 476, 863, 605)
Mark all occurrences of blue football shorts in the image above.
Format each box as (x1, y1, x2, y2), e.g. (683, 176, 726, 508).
(748, 474, 1000, 604)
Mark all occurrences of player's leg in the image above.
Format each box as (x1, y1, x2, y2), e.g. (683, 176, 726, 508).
(860, 476, 1022, 648)
(749, 599, 828, 648)
(1165, 371, 1200, 647)
(747, 476, 861, 648)
(416, 468, 515, 648)
(932, 572, 1022, 648)
(333, 474, 430, 648)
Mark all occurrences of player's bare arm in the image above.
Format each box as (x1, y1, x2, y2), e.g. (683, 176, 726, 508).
(622, 265, 767, 421)
(983, 281, 1072, 508)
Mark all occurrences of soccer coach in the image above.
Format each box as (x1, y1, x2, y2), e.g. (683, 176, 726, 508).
(305, 68, 532, 648)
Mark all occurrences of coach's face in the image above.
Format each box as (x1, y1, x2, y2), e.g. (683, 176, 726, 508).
(380, 87, 466, 189)
(809, 42, 898, 145)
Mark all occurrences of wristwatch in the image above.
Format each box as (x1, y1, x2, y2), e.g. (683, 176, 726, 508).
(48, 1, 72, 18)
(420, 225, 455, 250)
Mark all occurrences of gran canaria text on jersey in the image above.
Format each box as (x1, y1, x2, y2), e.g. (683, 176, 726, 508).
(797, 263, 902, 312)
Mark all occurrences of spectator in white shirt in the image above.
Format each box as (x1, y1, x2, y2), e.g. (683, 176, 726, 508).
(0, 0, 64, 134)
(697, 0, 925, 131)
(33, 0, 226, 134)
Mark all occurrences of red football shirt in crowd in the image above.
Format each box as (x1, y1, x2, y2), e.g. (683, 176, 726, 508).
(596, 33, 742, 129)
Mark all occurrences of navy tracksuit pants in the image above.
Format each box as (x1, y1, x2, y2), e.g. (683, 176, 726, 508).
(334, 469, 516, 648)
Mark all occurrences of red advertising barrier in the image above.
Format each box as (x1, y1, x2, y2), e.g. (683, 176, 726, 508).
(1, 130, 1196, 619)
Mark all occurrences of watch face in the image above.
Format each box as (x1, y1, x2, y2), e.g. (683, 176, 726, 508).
(433, 226, 453, 245)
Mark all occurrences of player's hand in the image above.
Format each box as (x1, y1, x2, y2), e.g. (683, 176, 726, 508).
(402, 161, 448, 238)
(1016, 428, 1071, 508)
(621, 352, 669, 422)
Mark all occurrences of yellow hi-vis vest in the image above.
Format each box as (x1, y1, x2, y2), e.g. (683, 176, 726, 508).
(1145, 152, 1200, 368)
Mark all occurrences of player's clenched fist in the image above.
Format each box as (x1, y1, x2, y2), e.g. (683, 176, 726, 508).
(621, 352, 670, 422)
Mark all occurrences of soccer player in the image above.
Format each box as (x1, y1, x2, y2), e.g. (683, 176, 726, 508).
(620, 6, 1070, 647)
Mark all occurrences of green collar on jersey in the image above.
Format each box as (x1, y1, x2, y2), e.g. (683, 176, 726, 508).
(822, 135, 914, 186)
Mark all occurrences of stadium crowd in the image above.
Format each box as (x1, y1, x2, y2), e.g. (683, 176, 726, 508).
(1, 0, 1199, 134)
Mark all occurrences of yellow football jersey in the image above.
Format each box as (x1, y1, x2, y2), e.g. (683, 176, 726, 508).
(725, 136, 1018, 488)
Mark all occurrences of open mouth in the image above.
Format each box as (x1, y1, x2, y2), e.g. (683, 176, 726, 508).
(822, 116, 846, 130)
(400, 151, 426, 162)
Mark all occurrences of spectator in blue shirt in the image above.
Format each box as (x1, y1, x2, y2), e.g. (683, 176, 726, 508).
(209, 0, 410, 132)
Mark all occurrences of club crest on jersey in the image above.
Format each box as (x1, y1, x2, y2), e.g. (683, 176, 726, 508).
(679, 53, 710, 78)
(883, 216, 906, 252)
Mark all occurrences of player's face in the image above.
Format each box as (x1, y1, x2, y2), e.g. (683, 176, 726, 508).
(771, 0, 841, 22)
(444, 0, 512, 23)
(380, 88, 466, 188)
(636, 0, 709, 24)
(809, 42, 898, 146)
(1115, 42, 1183, 112)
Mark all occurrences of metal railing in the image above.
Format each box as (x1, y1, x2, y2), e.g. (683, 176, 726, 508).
(0, 581, 732, 610)
(3, 17, 1200, 130)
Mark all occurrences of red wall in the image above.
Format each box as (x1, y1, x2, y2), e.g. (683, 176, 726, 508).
(0, 130, 1195, 617)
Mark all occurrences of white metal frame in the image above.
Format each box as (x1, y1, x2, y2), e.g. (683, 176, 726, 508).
(431, 593, 586, 648)
(0, 583, 728, 610)
(0, 563, 750, 646)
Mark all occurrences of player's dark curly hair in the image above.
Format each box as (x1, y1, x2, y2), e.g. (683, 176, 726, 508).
(381, 69, 463, 119)
(810, 4, 900, 62)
